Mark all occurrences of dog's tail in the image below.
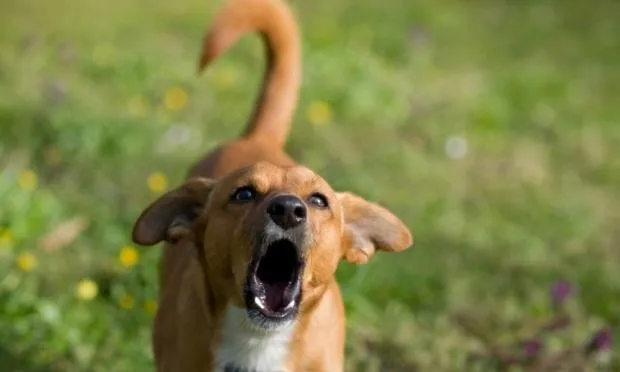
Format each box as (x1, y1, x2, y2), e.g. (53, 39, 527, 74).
(198, 0, 301, 149)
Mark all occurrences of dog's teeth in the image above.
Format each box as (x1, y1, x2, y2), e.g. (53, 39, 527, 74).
(285, 300, 295, 310)
(254, 297, 266, 309)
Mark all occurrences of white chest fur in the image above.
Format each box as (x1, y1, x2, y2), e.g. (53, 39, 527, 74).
(214, 305, 295, 372)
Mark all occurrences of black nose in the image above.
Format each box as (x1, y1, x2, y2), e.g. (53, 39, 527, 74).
(267, 194, 307, 229)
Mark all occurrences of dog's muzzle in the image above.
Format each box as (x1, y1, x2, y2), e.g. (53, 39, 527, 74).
(244, 194, 307, 327)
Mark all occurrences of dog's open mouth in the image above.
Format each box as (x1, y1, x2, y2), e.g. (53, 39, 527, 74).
(246, 239, 303, 320)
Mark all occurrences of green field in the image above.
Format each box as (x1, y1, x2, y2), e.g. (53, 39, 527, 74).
(1, 0, 619, 370)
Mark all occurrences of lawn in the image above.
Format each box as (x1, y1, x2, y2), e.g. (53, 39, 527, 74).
(1, 0, 619, 370)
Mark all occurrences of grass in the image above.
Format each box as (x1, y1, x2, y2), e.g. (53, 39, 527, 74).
(1, 0, 619, 370)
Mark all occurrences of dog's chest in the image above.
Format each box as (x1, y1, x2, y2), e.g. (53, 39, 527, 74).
(214, 306, 295, 372)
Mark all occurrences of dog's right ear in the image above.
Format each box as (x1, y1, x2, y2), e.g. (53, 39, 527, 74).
(132, 177, 217, 246)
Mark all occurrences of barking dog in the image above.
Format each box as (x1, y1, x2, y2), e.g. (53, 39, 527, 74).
(132, 0, 413, 370)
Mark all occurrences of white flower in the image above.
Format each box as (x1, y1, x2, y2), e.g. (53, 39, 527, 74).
(445, 135, 468, 159)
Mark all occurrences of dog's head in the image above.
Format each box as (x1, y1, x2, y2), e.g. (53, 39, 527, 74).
(132, 162, 412, 329)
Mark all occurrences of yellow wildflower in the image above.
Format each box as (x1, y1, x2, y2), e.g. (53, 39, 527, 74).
(147, 172, 168, 193)
(18, 169, 38, 191)
(145, 299, 158, 314)
(214, 66, 239, 90)
(16, 252, 37, 271)
(306, 101, 333, 126)
(119, 245, 139, 268)
(0, 229, 14, 246)
(44, 147, 62, 166)
(119, 294, 135, 310)
(163, 86, 188, 111)
(127, 95, 149, 117)
(76, 279, 98, 301)
(92, 43, 116, 66)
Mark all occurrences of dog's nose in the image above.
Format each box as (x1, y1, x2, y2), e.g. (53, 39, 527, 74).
(267, 194, 307, 229)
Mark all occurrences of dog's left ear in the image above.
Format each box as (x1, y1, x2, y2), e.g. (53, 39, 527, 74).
(338, 192, 413, 265)
(132, 177, 217, 246)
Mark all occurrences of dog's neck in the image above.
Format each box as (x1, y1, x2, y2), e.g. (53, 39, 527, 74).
(214, 305, 295, 372)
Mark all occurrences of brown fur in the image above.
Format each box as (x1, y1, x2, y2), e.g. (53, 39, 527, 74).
(131, 0, 413, 370)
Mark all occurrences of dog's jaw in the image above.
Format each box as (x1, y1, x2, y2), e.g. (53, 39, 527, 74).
(214, 305, 295, 372)
(244, 236, 304, 329)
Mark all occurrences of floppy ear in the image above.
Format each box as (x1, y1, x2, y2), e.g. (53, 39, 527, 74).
(338, 192, 413, 265)
(132, 177, 216, 246)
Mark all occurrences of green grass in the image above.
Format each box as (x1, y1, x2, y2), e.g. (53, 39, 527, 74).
(1, 0, 619, 370)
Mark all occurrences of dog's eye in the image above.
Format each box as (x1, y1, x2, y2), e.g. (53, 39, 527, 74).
(308, 193, 329, 209)
(231, 186, 257, 203)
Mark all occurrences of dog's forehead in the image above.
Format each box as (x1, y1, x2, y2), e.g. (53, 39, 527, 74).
(283, 165, 323, 185)
(229, 162, 331, 194)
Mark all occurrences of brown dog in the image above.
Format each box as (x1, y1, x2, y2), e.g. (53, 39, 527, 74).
(132, 0, 413, 370)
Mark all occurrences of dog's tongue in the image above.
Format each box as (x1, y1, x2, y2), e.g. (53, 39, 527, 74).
(264, 282, 287, 310)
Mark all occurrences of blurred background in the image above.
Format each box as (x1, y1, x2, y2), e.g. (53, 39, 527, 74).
(1, 0, 618, 370)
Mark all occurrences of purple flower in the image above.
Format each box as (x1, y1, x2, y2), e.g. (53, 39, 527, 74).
(549, 280, 573, 309)
(522, 338, 543, 358)
(594, 328, 612, 350)
(585, 327, 613, 355)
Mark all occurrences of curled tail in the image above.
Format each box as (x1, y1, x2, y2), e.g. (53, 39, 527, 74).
(198, 0, 301, 149)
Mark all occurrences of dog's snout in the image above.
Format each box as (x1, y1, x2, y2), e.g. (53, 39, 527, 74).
(267, 194, 307, 229)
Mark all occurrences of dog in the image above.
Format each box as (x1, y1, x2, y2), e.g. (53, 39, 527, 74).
(131, 0, 413, 370)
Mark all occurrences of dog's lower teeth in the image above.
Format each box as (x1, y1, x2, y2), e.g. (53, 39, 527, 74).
(255, 296, 295, 312)
(254, 297, 266, 309)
